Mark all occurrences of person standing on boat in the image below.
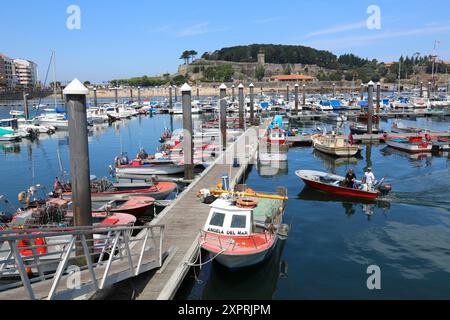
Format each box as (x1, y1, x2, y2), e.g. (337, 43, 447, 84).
(345, 169, 357, 188)
(364, 168, 375, 191)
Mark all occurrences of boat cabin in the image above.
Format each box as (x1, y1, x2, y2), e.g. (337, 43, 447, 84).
(204, 199, 253, 237)
(203, 197, 284, 237)
(0, 119, 19, 131)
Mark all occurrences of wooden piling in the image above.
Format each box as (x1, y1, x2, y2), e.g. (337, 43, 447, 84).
(219, 83, 227, 151)
(238, 83, 245, 130)
(231, 85, 235, 102)
(63, 79, 93, 230)
(23, 92, 29, 120)
(286, 84, 290, 102)
(93, 88, 97, 107)
(302, 84, 306, 107)
(332, 83, 336, 98)
(428, 82, 431, 98)
(376, 82, 381, 115)
(294, 83, 299, 114)
(181, 83, 193, 181)
(114, 87, 118, 103)
(138, 86, 141, 106)
(367, 81, 374, 134)
(420, 81, 423, 98)
(360, 83, 364, 101)
(249, 83, 255, 125)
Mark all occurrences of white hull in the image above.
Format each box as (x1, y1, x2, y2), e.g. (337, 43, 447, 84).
(314, 144, 359, 157)
(206, 238, 277, 269)
(115, 164, 184, 175)
(386, 140, 432, 153)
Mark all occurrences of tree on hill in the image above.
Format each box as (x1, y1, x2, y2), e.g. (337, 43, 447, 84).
(255, 65, 265, 81)
(180, 51, 191, 64)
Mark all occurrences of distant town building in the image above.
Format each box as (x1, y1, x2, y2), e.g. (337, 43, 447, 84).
(270, 74, 315, 82)
(0, 53, 38, 89)
(0, 53, 17, 89)
(13, 59, 38, 88)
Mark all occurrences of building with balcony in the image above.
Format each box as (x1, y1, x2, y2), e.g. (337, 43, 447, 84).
(13, 59, 38, 88)
(0, 53, 18, 89)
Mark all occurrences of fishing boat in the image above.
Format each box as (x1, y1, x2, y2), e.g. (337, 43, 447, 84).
(199, 184, 289, 269)
(0, 127, 22, 142)
(60, 177, 177, 201)
(0, 118, 32, 138)
(311, 133, 360, 157)
(35, 110, 69, 130)
(90, 196, 155, 217)
(349, 124, 384, 135)
(391, 122, 423, 134)
(10, 198, 137, 226)
(114, 154, 185, 176)
(385, 136, 433, 153)
(295, 170, 392, 200)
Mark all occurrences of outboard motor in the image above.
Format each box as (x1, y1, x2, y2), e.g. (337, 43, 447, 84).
(114, 152, 129, 167)
(377, 183, 392, 197)
(137, 148, 148, 160)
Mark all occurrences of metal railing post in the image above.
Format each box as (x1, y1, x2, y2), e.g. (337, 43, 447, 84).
(136, 227, 150, 275)
(100, 231, 120, 289)
(81, 234, 99, 290)
(47, 236, 76, 300)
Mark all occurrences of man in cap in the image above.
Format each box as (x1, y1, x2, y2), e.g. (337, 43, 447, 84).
(364, 167, 375, 191)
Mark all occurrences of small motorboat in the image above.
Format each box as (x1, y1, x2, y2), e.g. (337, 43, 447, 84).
(10, 198, 137, 226)
(90, 196, 155, 217)
(391, 122, 423, 134)
(114, 153, 184, 176)
(198, 183, 289, 269)
(311, 133, 360, 157)
(60, 176, 177, 201)
(385, 136, 433, 153)
(295, 170, 392, 200)
(350, 124, 384, 135)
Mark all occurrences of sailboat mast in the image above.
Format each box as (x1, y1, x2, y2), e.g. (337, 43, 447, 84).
(52, 50, 57, 109)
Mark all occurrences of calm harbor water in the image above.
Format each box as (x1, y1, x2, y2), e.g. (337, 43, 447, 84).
(1, 103, 450, 299)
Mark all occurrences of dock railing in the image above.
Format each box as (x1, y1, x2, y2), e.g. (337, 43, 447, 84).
(0, 223, 164, 300)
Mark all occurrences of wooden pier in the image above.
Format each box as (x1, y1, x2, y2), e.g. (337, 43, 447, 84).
(135, 120, 270, 300)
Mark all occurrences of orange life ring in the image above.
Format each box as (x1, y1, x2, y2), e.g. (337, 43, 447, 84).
(18, 233, 47, 257)
(236, 198, 257, 208)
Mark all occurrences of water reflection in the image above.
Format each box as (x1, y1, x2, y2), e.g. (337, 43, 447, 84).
(312, 149, 361, 173)
(380, 146, 433, 167)
(298, 187, 391, 218)
(199, 240, 288, 300)
(0, 142, 21, 154)
(257, 160, 288, 177)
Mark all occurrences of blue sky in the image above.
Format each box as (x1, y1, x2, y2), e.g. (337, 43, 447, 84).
(1, 0, 450, 83)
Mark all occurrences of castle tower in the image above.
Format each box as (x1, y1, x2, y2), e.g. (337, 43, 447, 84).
(257, 49, 265, 65)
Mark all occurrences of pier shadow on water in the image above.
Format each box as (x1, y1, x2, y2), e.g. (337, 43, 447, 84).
(176, 240, 288, 300)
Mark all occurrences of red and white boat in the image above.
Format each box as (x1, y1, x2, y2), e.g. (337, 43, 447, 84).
(295, 170, 392, 200)
(90, 196, 155, 217)
(61, 180, 177, 201)
(199, 187, 288, 269)
(385, 136, 432, 153)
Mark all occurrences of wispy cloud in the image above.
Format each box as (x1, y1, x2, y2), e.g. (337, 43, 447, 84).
(176, 22, 228, 37)
(252, 17, 281, 24)
(304, 23, 450, 49)
(305, 21, 367, 38)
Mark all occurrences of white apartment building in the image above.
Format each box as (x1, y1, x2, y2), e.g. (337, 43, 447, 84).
(13, 58, 38, 88)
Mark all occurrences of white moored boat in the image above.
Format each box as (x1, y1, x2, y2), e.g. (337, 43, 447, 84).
(199, 185, 288, 269)
(311, 133, 360, 157)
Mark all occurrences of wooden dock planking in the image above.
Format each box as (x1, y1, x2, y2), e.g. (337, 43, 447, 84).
(136, 120, 270, 300)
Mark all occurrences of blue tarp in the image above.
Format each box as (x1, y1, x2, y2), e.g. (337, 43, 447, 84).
(260, 102, 270, 108)
(269, 115, 283, 129)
